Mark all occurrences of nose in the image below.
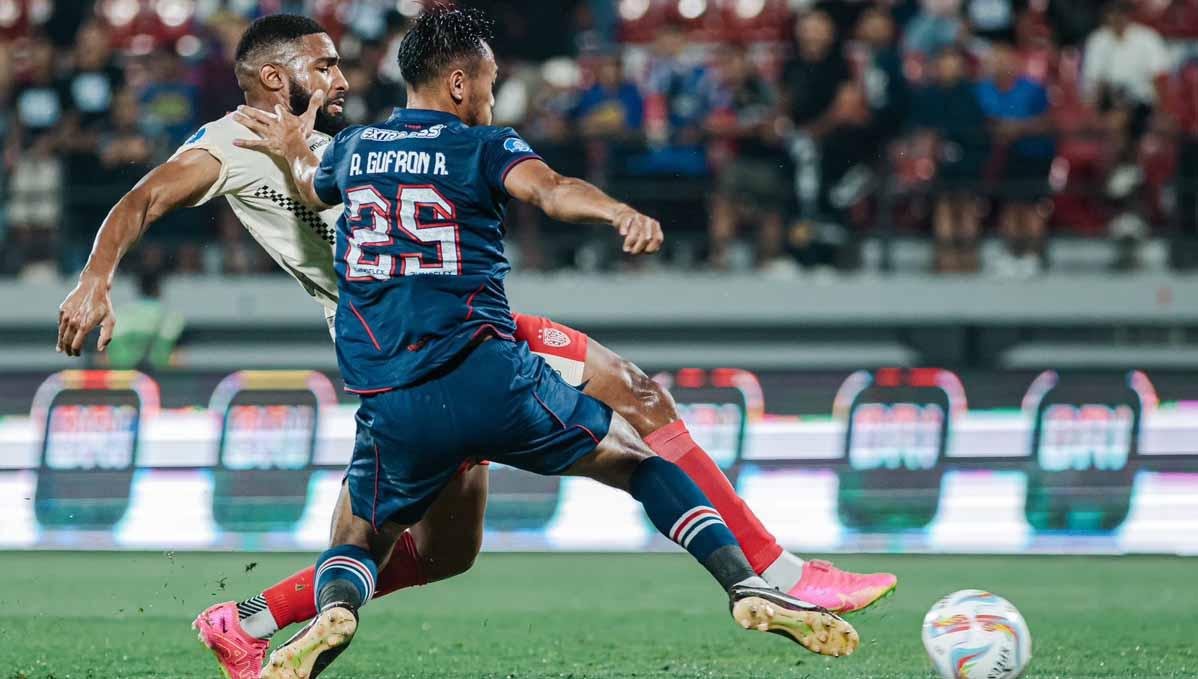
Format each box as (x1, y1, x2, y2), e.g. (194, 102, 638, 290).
(331, 66, 349, 94)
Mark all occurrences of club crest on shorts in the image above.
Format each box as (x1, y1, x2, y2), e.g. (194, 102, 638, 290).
(540, 328, 571, 348)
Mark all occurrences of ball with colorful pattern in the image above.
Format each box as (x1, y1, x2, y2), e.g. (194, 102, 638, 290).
(922, 589, 1032, 679)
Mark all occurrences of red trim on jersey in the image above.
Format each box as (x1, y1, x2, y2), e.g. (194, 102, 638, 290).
(500, 155, 543, 187)
(531, 391, 601, 444)
(372, 442, 381, 532)
(346, 386, 394, 395)
(470, 324, 515, 341)
(575, 425, 601, 444)
(464, 282, 486, 321)
(531, 391, 567, 429)
(348, 302, 382, 351)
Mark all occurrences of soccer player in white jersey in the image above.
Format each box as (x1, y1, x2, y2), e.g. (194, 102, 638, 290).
(55, 15, 896, 679)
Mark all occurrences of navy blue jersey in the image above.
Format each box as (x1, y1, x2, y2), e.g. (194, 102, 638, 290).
(314, 108, 542, 392)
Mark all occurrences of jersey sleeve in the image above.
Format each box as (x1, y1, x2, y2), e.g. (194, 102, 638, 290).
(168, 123, 231, 207)
(312, 131, 345, 206)
(482, 128, 542, 196)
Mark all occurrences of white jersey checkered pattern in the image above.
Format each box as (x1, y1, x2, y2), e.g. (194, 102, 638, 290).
(170, 114, 342, 326)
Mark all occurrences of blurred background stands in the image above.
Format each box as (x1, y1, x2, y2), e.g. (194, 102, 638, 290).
(2, 0, 1198, 279)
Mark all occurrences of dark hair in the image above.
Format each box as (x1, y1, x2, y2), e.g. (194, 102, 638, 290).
(235, 14, 327, 64)
(397, 5, 494, 88)
(1103, 0, 1134, 15)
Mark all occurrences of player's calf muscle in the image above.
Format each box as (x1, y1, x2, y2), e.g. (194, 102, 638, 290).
(407, 466, 487, 581)
(582, 342, 678, 437)
(418, 541, 477, 581)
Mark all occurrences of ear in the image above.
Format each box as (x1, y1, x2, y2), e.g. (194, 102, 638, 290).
(258, 63, 287, 92)
(449, 68, 467, 104)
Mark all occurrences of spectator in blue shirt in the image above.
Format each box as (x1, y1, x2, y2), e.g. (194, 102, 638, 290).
(975, 42, 1055, 273)
(645, 25, 708, 143)
(635, 24, 709, 177)
(573, 53, 644, 141)
(139, 51, 200, 148)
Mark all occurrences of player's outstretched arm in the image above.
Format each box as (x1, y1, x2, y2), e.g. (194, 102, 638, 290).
(504, 159, 663, 255)
(233, 92, 332, 210)
(56, 149, 222, 357)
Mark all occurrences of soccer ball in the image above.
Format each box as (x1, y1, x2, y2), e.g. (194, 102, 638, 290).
(921, 589, 1032, 679)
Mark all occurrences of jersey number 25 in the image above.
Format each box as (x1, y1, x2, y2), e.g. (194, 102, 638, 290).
(344, 184, 461, 279)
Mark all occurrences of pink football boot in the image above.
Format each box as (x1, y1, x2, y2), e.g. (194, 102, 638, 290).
(788, 560, 898, 614)
(193, 601, 270, 679)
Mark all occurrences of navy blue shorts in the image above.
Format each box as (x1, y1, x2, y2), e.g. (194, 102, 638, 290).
(346, 338, 612, 529)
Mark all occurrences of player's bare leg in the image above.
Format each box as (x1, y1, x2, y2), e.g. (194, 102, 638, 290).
(580, 338, 897, 613)
(560, 412, 859, 657)
(579, 339, 676, 437)
(401, 463, 488, 583)
(202, 333, 889, 679)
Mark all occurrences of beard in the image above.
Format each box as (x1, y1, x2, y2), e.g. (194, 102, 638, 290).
(289, 81, 347, 135)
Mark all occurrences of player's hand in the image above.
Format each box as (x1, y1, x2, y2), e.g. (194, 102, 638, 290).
(613, 207, 663, 255)
(232, 89, 325, 160)
(57, 275, 116, 357)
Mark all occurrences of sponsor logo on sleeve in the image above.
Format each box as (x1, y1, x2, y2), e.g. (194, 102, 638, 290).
(503, 137, 532, 153)
(184, 127, 206, 145)
(309, 135, 331, 152)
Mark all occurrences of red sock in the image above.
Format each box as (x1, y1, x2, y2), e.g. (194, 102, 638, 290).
(262, 532, 429, 629)
(262, 567, 315, 630)
(644, 420, 783, 574)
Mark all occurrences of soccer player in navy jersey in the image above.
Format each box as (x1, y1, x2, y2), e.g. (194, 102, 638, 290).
(232, 8, 857, 676)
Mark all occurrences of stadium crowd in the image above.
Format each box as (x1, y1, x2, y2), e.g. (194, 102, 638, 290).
(3, 0, 1198, 279)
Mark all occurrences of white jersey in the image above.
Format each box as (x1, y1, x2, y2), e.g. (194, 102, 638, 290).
(171, 113, 341, 328)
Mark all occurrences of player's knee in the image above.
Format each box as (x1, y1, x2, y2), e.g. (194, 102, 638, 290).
(414, 518, 483, 582)
(615, 359, 678, 435)
(424, 542, 479, 581)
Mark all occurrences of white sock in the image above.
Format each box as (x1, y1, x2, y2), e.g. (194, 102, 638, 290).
(732, 575, 771, 589)
(761, 552, 806, 592)
(236, 594, 279, 640)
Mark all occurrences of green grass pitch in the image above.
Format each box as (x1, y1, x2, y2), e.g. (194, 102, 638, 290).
(0, 552, 1194, 678)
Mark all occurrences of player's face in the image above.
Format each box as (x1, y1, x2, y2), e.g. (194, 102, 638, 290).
(460, 43, 498, 127)
(287, 33, 349, 134)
